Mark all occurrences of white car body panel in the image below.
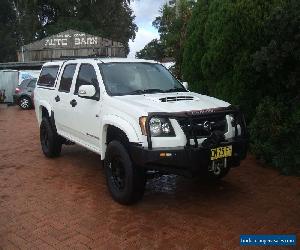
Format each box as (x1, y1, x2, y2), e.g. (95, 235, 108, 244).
(34, 58, 235, 160)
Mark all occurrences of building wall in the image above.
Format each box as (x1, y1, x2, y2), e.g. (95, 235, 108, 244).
(0, 70, 40, 103)
(17, 47, 125, 62)
(0, 70, 19, 103)
(17, 30, 126, 62)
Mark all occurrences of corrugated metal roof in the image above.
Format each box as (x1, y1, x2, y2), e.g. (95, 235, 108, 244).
(0, 61, 45, 70)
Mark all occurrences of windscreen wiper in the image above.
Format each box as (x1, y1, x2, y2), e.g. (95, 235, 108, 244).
(163, 87, 187, 93)
(127, 89, 165, 95)
(126, 90, 145, 95)
(143, 88, 165, 94)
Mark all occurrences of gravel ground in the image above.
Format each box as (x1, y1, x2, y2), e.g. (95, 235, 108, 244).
(0, 106, 299, 250)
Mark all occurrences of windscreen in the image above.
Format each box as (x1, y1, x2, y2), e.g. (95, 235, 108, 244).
(98, 63, 186, 96)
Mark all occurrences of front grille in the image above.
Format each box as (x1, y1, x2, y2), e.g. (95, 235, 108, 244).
(177, 115, 228, 139)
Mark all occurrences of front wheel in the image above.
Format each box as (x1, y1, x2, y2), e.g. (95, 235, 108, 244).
(104, 141, 146, 205)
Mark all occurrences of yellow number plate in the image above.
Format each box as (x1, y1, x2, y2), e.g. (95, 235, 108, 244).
(211, 145, 232, 160)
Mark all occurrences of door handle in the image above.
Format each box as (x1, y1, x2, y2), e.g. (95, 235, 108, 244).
(55, 95, 60, 102)
(70, 99, 77, 107)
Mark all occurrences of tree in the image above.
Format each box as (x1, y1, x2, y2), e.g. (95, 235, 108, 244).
(250, 0, 300, 175)
(153, 0, 195, 77)
(40, 0, 138, 55)
(182, 0, 283, 116)
(0, 0, 17, 62)
(181, 0, 209, 93)
(136, 39, 165, 60)
(182, 0, 300, 174)
(0, 0, 138, 60)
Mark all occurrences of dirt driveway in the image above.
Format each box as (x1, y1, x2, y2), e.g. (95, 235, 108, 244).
(0, 106, 299, 250)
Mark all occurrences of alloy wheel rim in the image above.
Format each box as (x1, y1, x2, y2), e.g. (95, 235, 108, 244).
(20, 98, 29, 108)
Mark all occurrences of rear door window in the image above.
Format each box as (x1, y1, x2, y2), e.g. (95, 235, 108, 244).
(37, 66, 59, 87)
(59, 64, 77, 93)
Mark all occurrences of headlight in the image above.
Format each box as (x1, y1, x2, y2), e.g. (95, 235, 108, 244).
(139, 117, 175, 137)
(149, 118, 162, 136)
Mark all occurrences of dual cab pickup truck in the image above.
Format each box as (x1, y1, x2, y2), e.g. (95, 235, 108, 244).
(34, 58, 247, 205)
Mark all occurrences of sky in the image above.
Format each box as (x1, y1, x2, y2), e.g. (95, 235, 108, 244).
(128, 0, 165, 58)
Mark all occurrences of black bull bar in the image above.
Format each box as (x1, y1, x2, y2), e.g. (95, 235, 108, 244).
(145, 106, 247, 150)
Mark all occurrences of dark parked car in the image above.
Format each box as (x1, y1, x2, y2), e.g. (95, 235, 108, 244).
(14, 78, 37, 109)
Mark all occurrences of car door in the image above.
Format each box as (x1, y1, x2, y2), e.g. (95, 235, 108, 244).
(26, 79, 36, 95)
(68, 63, 102, 151)
(53, 63, 78, 137)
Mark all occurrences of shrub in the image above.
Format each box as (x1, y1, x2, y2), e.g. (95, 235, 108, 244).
(182, 0, 300, 174)
(250, 98, 300, 175)
(250, 0, 300, 175)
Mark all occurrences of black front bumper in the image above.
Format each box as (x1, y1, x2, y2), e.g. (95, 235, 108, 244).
(130, 106, 248, 176)
(130, 138, 247, 176)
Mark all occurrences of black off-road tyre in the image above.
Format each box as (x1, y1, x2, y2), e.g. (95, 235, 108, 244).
(104, 140, 146, 205)
(40, 117, 62, 158)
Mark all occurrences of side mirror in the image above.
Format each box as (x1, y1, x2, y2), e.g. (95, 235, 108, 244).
(78, 85, 96, 98)
(182, 82, 188, 90)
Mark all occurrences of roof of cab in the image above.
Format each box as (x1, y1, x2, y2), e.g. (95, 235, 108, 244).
(98, 58, 157, 64)
(42, 58, 158, 67)
(42, 61, 65, 67)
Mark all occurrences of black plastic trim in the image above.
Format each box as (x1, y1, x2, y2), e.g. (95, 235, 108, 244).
(129, 137, 248, 176)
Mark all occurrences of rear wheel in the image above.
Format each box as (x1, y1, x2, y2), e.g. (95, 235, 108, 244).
(40, 117, 62, 158)
(19, 96, 32, 110)
(104, 140, 146, 205)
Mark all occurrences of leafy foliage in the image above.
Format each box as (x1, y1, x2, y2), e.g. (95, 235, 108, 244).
(250, 98, 300, 175)
(181, 0, 209, 93)
(182, 0, 300, 174)
(39, 0, 137, 54)
(0, 0, 137, 61)
(0, 0, 19, 62)
(135, 39, 165, 60)
(183, 0, 282, 117)
(250, 0, 300, 175)
(151, 0, 195, 77)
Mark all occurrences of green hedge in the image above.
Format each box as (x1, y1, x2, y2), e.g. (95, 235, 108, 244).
(250, 98, 300, 175)
(182, 0, 300, 175)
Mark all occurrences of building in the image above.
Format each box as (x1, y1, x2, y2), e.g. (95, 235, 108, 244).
(0, 29, 125, 103)
(17, 29, 126, 62)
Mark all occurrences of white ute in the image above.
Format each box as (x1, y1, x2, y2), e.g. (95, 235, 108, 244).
(34, 58, 248, 204)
